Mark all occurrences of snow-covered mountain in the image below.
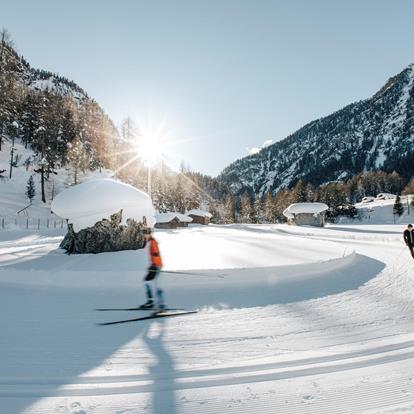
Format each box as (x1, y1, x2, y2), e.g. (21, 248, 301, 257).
(4, 43, 89, 102)
(220, 64, 414, 196)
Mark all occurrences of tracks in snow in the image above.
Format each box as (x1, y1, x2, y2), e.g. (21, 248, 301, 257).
(3, 335, 414, 397)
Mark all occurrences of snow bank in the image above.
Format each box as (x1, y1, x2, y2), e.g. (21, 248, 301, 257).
(283, 202, 328, 219)
(51, 178, 155, 231)
(155, 212, 193, 224)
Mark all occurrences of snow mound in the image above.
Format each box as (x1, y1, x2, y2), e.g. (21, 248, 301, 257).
(283, 202, 329, 219)
(51, 178, 155, 231)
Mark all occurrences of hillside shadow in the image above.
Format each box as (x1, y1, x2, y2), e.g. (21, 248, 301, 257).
(160, 254, 385, 310)
(328, 226, 401, 235)
(0, 245, 147, 273)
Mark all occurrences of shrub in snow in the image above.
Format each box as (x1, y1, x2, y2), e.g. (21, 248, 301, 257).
(393, 195, 404, 217)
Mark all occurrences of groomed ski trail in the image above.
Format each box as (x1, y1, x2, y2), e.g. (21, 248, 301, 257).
(1, 224, 414, 413)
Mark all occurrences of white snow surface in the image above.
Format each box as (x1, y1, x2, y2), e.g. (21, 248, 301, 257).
(350, 196, 414, 225)
(155, 212, 193, 224)
(51, 178, 156, 231)
(283, 202, 329, 219)
(0, 138, 114, 227)
(1, 223, 414, 413)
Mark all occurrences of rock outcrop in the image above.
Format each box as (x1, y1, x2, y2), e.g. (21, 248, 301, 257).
(60, 210, 146, 254)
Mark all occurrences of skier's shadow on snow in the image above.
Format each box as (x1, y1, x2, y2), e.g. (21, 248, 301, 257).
(142, 319, 176, 414)
(0, 286, 147, 414)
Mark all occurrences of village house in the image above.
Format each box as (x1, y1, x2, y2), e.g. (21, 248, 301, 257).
(186, 209, 213, 225)
(283, 202, 329, 227)
(154, 212, 193, 229)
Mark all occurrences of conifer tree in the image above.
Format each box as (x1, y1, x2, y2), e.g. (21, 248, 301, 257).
(240, 192, 252, 223)
(291, 180, 308, 203)
(250, 195, 262, 224)
(25, 175, 35, 203)
(263, 192, 276, 223)
(222, 194, 236, 224)
(66, 138, 91, 185)
(402, 177, 414, 195)
(393, 195, 404, 218)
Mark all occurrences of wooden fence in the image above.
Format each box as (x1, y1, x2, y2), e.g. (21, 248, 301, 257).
(0, 216, 67, 230)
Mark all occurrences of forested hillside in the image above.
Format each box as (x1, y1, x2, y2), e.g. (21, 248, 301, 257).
(220, 63, 414, 197)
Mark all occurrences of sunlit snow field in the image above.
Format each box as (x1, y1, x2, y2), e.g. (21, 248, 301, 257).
(1, 223, 414, 414)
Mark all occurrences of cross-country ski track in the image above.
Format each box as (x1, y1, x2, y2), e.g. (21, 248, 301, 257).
(1, 224, 414, 414)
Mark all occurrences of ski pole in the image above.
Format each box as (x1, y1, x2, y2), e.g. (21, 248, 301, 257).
(161, 270, 226, 278)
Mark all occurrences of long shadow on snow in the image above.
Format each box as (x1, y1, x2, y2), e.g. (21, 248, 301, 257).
(0, 252, 384, 412)
(0, 285, 146, 414)
(142, 319, 177, 414)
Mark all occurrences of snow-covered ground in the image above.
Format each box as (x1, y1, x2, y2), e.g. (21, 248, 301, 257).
(1, 223, 414, 413)
(0, 139, 113, 228)
(352, 197, 414, 225)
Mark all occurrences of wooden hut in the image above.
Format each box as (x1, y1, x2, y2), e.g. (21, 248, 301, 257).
(154, 212, 193, 229)
(283, 203, 328, 227)
(187, 209, 213, 225)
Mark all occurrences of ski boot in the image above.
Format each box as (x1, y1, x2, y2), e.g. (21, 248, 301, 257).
(139, 300, 154, 310)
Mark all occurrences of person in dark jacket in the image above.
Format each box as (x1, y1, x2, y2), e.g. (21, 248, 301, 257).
(140, 228, 165, 310)
(403, 224, 414, 260)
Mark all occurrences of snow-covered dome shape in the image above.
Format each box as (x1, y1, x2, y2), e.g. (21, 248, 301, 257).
(283, 202, 329, 219)
(51, 178, 155, 231)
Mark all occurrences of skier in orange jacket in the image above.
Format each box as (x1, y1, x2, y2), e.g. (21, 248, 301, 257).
(140, 228, 165, 309)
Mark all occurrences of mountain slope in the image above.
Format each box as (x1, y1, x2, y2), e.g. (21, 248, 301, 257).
(220, 64, 414, 196)
(2, 41, 90, 102)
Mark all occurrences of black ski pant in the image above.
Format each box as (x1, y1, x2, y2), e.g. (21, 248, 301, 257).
(407, 244, 414, 260)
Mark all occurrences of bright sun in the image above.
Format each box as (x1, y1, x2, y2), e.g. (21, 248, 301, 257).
(137, 134, 166, 167)
(135, 116, 172, 167)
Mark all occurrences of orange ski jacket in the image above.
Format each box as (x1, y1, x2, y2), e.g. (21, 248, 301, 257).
(148, 237, 163, 267)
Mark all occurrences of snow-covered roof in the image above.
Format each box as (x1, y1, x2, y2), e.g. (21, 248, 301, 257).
(283, 202, 329, 219)
(376, 193, 396, 199)
(155, 212, 193, 224)
(187, 209, 213, 218)
(51, 178, 155, 231)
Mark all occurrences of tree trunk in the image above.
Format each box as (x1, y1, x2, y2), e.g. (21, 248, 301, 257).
(9, 135, 15, 179)
(9, 145, 13, 179)
(41, 165, 46, 203)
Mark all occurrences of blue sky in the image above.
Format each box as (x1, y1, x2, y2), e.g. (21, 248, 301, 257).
(2, 0, 414, 175)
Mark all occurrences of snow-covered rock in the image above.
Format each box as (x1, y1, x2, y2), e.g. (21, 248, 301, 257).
(51, 178, 155, 231)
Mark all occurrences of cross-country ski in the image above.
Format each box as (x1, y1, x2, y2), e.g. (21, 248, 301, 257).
(99, 310, 198, 326)
(95, 307, 184, 312)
